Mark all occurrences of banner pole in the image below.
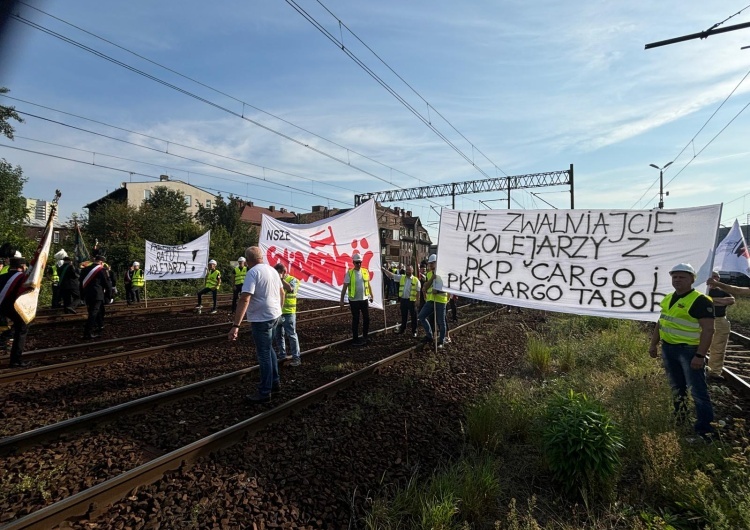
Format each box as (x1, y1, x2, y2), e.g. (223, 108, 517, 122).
(382, 275, 388, 333)
(144, 281, 148, 309)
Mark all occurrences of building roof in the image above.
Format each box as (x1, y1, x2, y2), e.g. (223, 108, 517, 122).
(83, 178, 214, 210)
(240, 203, 296, 225)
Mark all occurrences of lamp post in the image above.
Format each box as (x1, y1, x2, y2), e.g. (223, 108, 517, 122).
(649, 161, 673, 209)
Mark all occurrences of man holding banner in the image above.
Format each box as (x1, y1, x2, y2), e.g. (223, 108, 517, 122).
(0, 256, 30, 367)
(340, 253, 373, 345)
(649, 263, 715, 439)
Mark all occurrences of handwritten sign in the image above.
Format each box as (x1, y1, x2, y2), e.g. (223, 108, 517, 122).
(259, 200, 384, 309)
(144, 231, 211, 280)
(436, 206, 722, 321)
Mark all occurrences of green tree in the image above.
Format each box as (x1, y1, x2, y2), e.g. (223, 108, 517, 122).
(84, 201, 143, 271)
(195, 194, 257, 260)
(0, 159, 30, 253)
(139, 186, 197, 245)
(0, 87, 23, 140)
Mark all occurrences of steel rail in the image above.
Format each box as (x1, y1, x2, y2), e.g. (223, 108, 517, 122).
(0, 309, 495, 529)
(2, 306, 346, 364)
(719, 331, 750, 394)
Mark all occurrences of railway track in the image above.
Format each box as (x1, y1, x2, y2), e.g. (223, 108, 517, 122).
(721, 331, 750, 393)
(0, 305, 350, 379)
(0, 306, 498, 529)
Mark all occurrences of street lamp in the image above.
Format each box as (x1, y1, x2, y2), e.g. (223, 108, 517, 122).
(649, 161, 673, 209)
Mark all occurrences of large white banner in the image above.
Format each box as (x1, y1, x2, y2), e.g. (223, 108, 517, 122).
(259, 200, 384, 309)
(144, 231, 211, 280)
(713, 219, 750, 278)
(437, 205, 722, 321)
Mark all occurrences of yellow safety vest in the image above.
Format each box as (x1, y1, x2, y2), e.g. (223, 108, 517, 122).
(234, 266, 248, 286)
(426, 271, 448, 304)
(0, 265, 8, 275)
(282, 274, 298, 314)
(132, 269, 145, 288)
(399, 274, 418, 301)
(347, 268, 370, 299)
(658, 290, 708, 346)
(51, 265, 59, 283)
(206, 269, 221, 289)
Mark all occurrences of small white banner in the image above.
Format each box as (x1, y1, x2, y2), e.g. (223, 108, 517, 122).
(436, 205, 722, 321)
(713, 219, 750, 278)
(259, 200, 384, 309)
(144, 231, 211, 280)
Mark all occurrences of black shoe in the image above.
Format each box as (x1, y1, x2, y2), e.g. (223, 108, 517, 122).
(97, 326, 105, 332)
(9, 361, 30, 368)
(245, 394, 271, 404)
(423, 336, 433, 344)
(352, 338, 364, 346)
(272, 382, 281, 393)
(83, 333, 100, 340)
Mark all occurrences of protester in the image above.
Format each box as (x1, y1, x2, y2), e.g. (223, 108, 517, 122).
(80, 254, 113, 339)
(419, 254, 448, 349)
(196, 259, 221, 314)
(131, 261, 144, 302)
(274, 263, 301, 366)
(231, 257, 248, 314)
(382, 264, 420, 337)
(649, 263, 715, 440)
(340, 253, 373, 345)
(0, 256, 30, 367)
(707, 276, 750, 297)
(50, 249, 67, 308)
(123, 262, 135, 304)
(228, 246, 284, 404)
(58, 256, 80, 314)
(705, 271, 735, 379)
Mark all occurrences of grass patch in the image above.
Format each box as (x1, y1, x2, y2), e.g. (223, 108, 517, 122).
(319, 361, 357, 373)
(363, 312, 750, 529)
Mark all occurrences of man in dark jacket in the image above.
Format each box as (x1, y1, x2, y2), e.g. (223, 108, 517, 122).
(0, 256, 30, 367)
(80, 254, 112, 339)
(58, 256, 80, 314)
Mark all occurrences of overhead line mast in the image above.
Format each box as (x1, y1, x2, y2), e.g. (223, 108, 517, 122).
(355, 165, 574, 210)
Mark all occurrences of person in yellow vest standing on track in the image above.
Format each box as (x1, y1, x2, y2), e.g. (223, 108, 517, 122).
(419, 254, 448, 349)
(649, 262, 715, 440)
(382, 264, 421, 337)
(196, 259, 221, 314)
(131, 261, 145, 303)
(339, 253, 373, 345)
(231, 257, 248, 314)
(274, 263, 302, 366)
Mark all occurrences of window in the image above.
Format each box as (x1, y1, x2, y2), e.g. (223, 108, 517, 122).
(185, 194, 192, 206)
(144, 189, 151, 200)
(392, 229, 399, 240)
(206, 199, 212, 208)
(53, 231, 60, 244)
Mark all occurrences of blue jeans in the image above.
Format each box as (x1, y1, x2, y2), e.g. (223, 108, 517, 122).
(662, 342, 714, 434)
(418, 301, 446, 344)
(251, 317, 281, 397)
(274, 313, 300, 360)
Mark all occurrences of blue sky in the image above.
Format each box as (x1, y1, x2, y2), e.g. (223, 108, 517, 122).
(2, 0, 750, 240)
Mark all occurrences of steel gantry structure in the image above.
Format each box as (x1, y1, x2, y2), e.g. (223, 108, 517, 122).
(354, 164, 574, 209)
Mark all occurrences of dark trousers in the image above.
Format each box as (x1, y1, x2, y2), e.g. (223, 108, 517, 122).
(197, 287, 217, 310)
(125, 283, 134, 303)
(51, 284, 62, 308)
(349, 300, 370, 340)
(61, 288, 80, 313)
(232, 284, 243, 312)
(1, 309, 28, 365)
(399, 298, 418, 333)
(132, 287, 142, 303)
(84, 299, 105, 336)
(449, 297, 458, 321)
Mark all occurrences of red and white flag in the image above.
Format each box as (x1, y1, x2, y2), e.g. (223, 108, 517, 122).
(714, 219, 750, 278)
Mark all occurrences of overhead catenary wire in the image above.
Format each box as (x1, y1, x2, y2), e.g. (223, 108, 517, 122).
(11, 4, 482, 212)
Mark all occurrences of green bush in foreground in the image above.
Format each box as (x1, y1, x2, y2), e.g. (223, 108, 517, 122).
(542, 390, 624, 499)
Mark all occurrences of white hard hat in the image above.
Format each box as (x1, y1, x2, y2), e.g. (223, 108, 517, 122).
(238, 257, 246, 262)
(56, 260, 64, 268)
(133, 261, 140, 267)
(352, 253, 363, 262)
(669, 263, 696, 277)
(54, 249, 68, 260)
(427, 254, 437, 263)
(208, 259, 217, 265)
(13, 251, 22, 258)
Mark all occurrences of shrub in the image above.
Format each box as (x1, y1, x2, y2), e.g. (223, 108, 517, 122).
(542, 390, 624, 498)
(526, 332, 552, 376)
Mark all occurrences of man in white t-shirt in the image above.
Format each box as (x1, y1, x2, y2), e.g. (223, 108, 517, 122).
(228, 246, 284, 403)
(339, 253, 373, 345)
